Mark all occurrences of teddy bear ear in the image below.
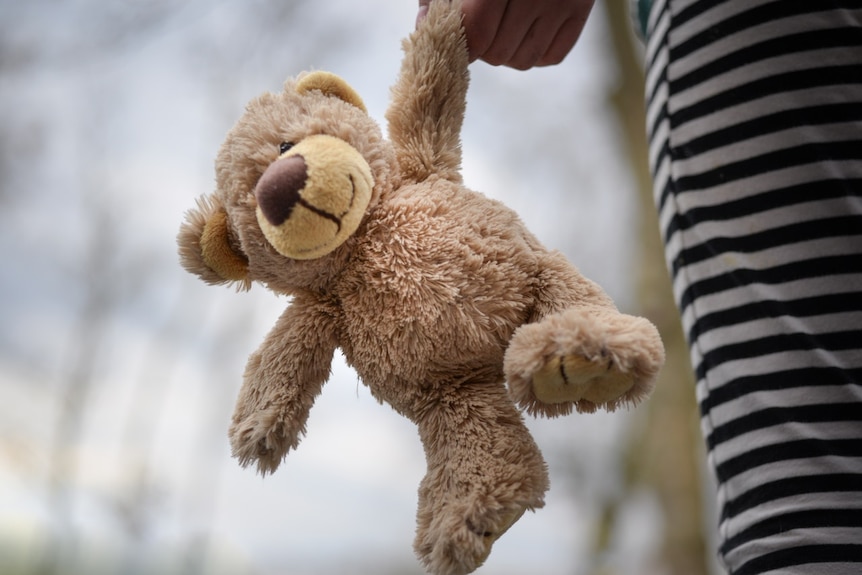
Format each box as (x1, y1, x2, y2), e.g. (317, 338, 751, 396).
(177, 195, 250, 290)
(296, 71, 367, 113)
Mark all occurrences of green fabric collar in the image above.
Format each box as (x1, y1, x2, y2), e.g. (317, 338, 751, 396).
(637, 0, 651, 37)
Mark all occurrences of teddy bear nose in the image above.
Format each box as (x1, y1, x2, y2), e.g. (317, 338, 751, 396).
(254, 154, 308, 226)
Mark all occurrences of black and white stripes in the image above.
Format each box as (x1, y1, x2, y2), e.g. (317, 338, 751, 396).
(644, 1, 862, 573)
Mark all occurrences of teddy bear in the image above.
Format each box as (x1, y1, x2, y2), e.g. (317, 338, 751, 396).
(177, 1, 665, 573)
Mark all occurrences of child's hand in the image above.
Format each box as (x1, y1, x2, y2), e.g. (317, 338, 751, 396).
(417, 0, 595, 70)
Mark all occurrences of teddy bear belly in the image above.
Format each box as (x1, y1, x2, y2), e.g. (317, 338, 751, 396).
(339, 304, 523, 415)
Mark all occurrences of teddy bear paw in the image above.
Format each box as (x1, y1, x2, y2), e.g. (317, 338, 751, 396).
(228, 407, 292, 475)
(504, 308, 665, 417)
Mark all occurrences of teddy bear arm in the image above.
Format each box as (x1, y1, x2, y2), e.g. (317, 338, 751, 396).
(229, 298, 339, 475)
(385, 0, 468, 183)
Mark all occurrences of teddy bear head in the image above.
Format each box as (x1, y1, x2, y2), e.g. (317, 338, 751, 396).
(178, 71, 398, 294)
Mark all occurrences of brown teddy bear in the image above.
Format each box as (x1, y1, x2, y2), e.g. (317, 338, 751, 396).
(177, 1, 664, 573)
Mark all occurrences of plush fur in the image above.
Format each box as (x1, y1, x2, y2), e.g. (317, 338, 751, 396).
(177, 1, 665, 573)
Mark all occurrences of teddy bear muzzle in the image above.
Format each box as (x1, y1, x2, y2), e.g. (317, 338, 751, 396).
(253, 134, 373, 260)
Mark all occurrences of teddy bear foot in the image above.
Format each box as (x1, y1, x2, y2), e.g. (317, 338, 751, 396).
(415, 500, 529, 575)
(504, 308, 665, 417)
(532, 352, 637, 406)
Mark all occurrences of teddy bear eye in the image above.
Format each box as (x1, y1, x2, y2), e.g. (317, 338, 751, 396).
(279, 141, 294, 154)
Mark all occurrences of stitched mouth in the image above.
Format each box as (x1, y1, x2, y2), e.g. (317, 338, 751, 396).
(299, 173, 359, 233)
(338, 174, 358, 219)
(297, 196, 342, 233)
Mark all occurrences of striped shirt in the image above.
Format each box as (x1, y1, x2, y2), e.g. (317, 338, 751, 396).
(643, 1, 862, 573)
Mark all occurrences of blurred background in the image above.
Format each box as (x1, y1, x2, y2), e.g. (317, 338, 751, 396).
(0, 0, 720, 574)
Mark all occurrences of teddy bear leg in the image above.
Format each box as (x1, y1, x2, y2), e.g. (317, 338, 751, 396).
(412, 384, 548, 575)
(505, 308, 665, 417)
